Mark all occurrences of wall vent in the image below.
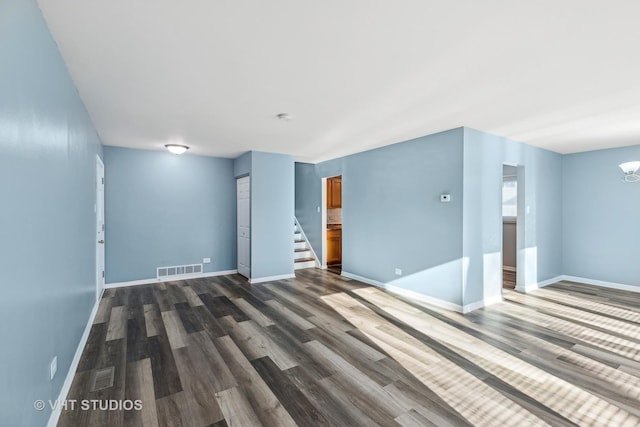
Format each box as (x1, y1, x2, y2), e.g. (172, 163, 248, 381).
(157, 263, 203, 280)
(91, 367, 115, 391)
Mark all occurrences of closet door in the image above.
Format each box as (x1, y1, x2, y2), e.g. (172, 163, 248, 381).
(237, 176, 250, 278)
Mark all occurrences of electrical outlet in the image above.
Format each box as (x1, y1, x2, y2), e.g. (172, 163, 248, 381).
(203, 257, 211, 264)
(50, 356, 57, 380)
(395, 268, 402, 276)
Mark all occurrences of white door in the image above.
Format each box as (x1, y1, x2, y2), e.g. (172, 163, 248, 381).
(96, 156, 105, 300)
(237, 176, 250, 278)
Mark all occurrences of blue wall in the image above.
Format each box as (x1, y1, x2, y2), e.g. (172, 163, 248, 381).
(563, 145, 640, 286)
(243, 152, 295, 280)
(233, 151, 251, 178)
(462, 128, 563, 305)
(104, 147, 236, 282)
(0, 1, 103, 425)
(295, 127, 566, 308)
(296, 129, 465, 304)
(250, 152, 295, 279)
(295, 158, 343, 259)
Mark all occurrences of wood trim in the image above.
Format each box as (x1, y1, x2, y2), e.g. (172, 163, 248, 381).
(341, 271, 464, 312)
(516, 275, 566, 293)
(560, 275, 640, 293)
(105, 270, 239, 289)
(249, 273, 296, 284)
(47, 288, 104, 427)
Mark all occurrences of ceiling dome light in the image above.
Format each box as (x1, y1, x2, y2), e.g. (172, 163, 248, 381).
(276, 113, 292, 121)
(619, 161, 640, 183)
(165, 144, 189, 155)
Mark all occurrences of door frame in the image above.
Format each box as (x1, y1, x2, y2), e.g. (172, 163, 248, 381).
(500, 163, 525, 293)
(515, 165, 526, 292)
(236, 175, 251, 278)
(321, 177, 328, 269)
(96, 155, 105, 301)
(320, 175, 341, 269)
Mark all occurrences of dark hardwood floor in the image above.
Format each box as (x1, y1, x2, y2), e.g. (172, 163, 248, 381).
(58, 269, 640, 426)
(327, 264, 342, 275)
(503, 268, 516, 289)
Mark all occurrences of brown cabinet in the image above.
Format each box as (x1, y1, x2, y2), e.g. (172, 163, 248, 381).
(327, 229, 342, 265)
(327, 176, 342, 208)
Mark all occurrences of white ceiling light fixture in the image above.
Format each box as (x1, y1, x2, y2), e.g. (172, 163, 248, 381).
(164, 144, 189, 155)
(619, 161, 640, 183)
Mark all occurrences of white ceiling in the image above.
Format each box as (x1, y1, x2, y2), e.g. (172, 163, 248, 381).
(38, 0, 640, 163)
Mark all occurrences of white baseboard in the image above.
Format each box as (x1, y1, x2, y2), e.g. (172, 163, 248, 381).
(249, 273, 296, 284)
(462, 294, 503, 313)
(342, 271, 506, 314)
(105, 269, 238, 288)
(461, 299, 485, 313)
(516, 275, 564, 293)
(47, 289, 103, 427)
(341, 271, 465, 312)
(484, 294, 504, 307)
(340, 271, 384, 287)
(560, 275, 640, 293)
(512, 274, 639, 294)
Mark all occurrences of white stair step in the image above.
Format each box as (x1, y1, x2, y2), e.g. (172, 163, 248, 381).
(294, 240, 307, 250)
(294, 259, 316, 270)
(294, 232, 302, 240)
(294, 249, 311, 260)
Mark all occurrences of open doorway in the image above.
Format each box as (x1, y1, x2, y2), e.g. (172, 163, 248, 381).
(322, 176, 342, 274)
(502, 165, 518, 289)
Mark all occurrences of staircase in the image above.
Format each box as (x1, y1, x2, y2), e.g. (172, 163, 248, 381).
(294, 221, 316, 270)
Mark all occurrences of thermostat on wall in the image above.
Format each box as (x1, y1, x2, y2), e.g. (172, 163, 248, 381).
(440, 194, 451, 202)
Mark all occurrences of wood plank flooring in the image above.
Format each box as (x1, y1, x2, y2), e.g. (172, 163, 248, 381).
(503, 268, 516, 289)
(58, 270, 640, 426)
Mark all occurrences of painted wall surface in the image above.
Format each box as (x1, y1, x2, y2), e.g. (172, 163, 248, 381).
(294, 159, 342, 255)
(250, 152, 295, 279)
(296, 129, 464, 304)
(563, 145, 640, 286)
(104, 147, 236, 282)
(233, 151, 251, 178)
(462, 128, 563, 304)
(0, 1, 103, 425)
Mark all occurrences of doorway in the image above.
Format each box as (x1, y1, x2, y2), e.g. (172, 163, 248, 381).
(96, 156, 105, 301)
(323, 176, 342, 274)
(237, 176, 251, 278)
(502, 165, 518, 290)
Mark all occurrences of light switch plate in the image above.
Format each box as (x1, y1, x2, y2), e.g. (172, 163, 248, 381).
(203, 258, 211, 264)
(440, 194, 451, 202)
